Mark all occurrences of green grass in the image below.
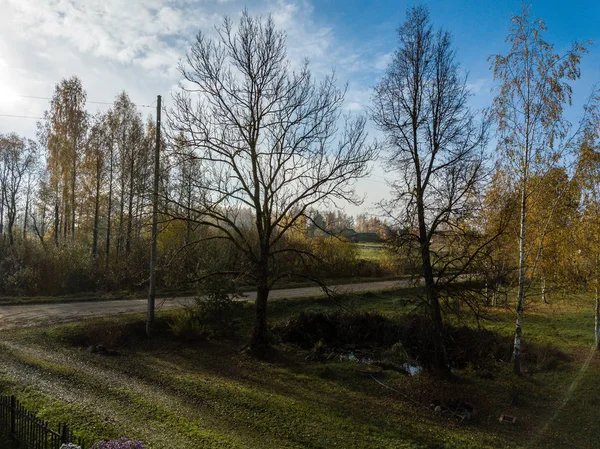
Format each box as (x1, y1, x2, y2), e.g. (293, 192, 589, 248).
(0, 287, 599, 448)
(356, 242, 390, 262)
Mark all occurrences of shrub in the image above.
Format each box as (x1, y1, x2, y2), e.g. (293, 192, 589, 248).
(169, 309, 206, 341)
(169, 276, 242, 340)
(274, 311, 403, 349)
(57, 319, 127, 349)
(274, 310, 568, 374)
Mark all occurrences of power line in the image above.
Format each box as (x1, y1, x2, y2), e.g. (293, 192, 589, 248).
(0, 113, 44, 120)
(16, 95, 155, 108)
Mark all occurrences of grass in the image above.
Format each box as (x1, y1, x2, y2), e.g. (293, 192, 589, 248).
(0, 287, 599, 448)
(356, 242, 390, 262)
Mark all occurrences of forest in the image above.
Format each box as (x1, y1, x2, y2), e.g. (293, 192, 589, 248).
(0, 3, 599, 448)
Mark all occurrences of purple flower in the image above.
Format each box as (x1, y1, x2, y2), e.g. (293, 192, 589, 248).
(90, 438, 145, 449)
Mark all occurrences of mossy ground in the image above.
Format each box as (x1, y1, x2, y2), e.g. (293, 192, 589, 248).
(0, 287, 598, 448)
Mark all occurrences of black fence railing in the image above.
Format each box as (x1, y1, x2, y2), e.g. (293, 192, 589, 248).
(0, 395, 87, 449)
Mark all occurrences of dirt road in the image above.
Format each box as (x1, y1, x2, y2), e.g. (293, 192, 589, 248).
(0, 279, 409, 329)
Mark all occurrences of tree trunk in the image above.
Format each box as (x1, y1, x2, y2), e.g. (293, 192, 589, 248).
(513, 178, 528, 375)
(106, 142, 114, 268)
(250, 283, 270, 353)
(71, 158, 76, 244)
(185, 180, 192, 247)
(134, 178, 142, 245)
(417, 198, 449, 378)
(126, 150, 134, 254)
(117, 168, 125, 258)
(250, 235, 271, 355)
(7, 208, 14, 246)
(0, 189, 4, 235)
(493, 284, 499, 307)
(541, 278, 547, 304)
(595, 286, 600, 351)
(92, 154, 101, 258)
(23, 184, 30, 240)
(54, 202, 59, 247)
(422, 243, 448, 378)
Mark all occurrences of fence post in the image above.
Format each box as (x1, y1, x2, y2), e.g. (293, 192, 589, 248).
(10, 395, 15, 436)
(61, 423, 69, 443)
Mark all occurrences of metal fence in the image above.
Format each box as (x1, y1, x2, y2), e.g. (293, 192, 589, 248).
(0, 395, 87, 449)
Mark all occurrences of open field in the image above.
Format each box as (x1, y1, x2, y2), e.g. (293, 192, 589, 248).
(356, 242, 390, 262)
(0, 287, 598, 448)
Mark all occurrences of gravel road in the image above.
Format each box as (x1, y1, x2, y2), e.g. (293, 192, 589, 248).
(0, 279, 409, 329)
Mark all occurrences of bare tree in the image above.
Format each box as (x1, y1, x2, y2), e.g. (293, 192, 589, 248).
(169, 11, 375, 353)
(489, 4, 589, 374)
(371, 6, 487, 378)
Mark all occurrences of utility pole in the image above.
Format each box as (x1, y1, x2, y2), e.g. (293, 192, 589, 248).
(147, 95, 161, 337)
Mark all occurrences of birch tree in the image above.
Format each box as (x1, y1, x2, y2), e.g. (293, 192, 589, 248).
(489, 4, 588, 374)
(47, 77, 88, 245)
(573, 102, 600, 349)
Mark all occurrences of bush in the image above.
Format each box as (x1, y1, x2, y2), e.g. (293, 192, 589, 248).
(169, 309, 206, 341)
(274, 311, 403, 349)
(274, 310, 568, 374)
(90, 438, 144, 449)
(60, 319, 128, 349)
(169, 276, 242, 340)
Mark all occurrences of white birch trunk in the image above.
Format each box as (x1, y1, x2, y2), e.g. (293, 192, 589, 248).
(512, 177, 527, 375)
(541, 278, 546, 304)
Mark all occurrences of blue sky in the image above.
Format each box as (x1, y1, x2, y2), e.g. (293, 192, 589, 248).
(0, 0, 598, 213)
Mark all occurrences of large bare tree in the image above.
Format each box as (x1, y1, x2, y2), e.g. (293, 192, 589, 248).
(371, 6, 487, 377)
(169, 11, 375, 353)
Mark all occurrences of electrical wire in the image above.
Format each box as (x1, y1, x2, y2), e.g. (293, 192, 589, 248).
(0, 113, 44, 120)
(0, 94, 160, 122)
(16, 94, 155, 108)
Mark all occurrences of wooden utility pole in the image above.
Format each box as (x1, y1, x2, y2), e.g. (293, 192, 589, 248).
(147, 95, 161, 337)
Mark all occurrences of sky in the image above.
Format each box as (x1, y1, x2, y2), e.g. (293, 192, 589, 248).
(0, 0, 599, 215)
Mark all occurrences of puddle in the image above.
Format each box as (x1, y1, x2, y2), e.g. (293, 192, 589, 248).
(402, 363, 422, 376)
(339, 352, 373, 364)
(338, 352, 422, 376)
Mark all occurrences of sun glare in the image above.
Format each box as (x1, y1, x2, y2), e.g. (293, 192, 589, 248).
(0, 81, 20, 109)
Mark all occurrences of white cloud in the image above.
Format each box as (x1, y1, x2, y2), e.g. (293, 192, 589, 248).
(0, 0, 375, 124)
(374, 51, 393, 71)
(466, 78, 491, 94)
(0, 0, 392, 211)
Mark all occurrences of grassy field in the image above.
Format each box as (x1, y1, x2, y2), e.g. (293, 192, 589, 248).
(0, 287, 599, 448)
(356, 242, 390, 262)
